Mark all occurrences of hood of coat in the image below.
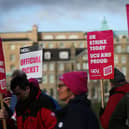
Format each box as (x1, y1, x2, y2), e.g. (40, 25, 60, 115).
(15, 85, 41, 116)
(109, 82, 129, 96)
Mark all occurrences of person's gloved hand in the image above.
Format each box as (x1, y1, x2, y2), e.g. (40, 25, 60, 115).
(99, 107, 105, 116)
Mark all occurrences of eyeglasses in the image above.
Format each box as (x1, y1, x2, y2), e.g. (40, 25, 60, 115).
(58, 84, 66, 88)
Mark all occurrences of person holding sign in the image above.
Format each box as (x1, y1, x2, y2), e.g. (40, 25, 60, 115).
(0, 91, 17, 129)
(109, 91, 129, 129)
(99, 68, 129, 129)
(10, 76, 57, 129)
(56, 71, 99, 129)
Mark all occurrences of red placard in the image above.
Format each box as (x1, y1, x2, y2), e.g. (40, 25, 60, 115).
(0, 39, 7, 93)
(126, 4, 129, 39)
(87, 30, 114, 80)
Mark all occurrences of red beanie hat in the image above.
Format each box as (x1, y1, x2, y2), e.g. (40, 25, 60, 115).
(59, 71, 88, 95)
(29, 78, 40, 89)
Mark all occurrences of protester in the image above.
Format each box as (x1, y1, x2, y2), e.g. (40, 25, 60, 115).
(0, 90, 17, 129)
(56, 71, 99, 129)
(10, 69, 27, 113)
(99, 68, 129, 129)
(10, 76, 57, 129)
(10, 69, 60, 113)
(109, 92, 129, 129)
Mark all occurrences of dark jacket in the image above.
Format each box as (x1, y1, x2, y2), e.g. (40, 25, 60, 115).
(109, 92, 129, 129)
(16, 86, 57, 129)
(100, 82, 129, 129)
(56, 94, 99, 129)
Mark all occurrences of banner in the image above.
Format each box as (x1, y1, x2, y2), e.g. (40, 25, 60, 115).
(20, 46, 43, 82)
(87, 30, 114, 80)
(126, 4, 129, 39)
(0, 39, 7, 93)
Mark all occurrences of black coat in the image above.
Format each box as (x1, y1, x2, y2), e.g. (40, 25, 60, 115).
(56, 94, 100, 129)
(109, 92, 129, 129)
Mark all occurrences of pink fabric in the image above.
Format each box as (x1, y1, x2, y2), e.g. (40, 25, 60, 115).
(28, 78, 40, 89)
(3, 90, 12, 98)
(59, 71, 88, 95)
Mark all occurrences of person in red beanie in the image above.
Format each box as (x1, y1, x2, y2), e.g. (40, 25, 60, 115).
(56, 71, 99, 129)
(99, 68, 129, 129)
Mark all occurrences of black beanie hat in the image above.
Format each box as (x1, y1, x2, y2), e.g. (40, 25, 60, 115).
(110, 68, 126, 85)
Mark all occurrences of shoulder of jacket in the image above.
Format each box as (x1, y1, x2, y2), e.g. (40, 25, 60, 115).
(38, 94, 55, 110)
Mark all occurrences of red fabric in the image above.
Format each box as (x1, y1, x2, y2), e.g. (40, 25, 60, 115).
(28, 78, 40, 89)
(59, 71, 88, 95)
(16, 108, 57, 129)
(3, 90, 12, 98)
(100, 83, 129, 129)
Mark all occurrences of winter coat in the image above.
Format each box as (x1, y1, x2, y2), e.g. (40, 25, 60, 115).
(16, 86, 57, 129)
(10, 92, 60, 114)
(100, 82, 129, 129)
(109, 92, 129, 129)
(56, 94, 100, 129)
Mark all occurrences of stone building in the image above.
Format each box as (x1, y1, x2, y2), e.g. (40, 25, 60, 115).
(0, 24, 128, 102)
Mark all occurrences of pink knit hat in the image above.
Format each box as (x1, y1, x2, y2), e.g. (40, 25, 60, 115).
(29, 78, 40, 89)
(59, 71, 88, 95)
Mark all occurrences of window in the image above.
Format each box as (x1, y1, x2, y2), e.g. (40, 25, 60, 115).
(44, 35, 53, 39)
(79, 42, 84, 48)
(127, 46, 129, 53)
(83, 63, 88, 70)
(48, 43, 54, 48)
(122, 47, 126, 52)
(69, 35, 78, 39)
(43, 64, 47, 71)
(82, 55, 88, 60)
(49, 74, 55, 83)
(121, 56, 126, 64)
(60, 42, 65, 48)
(39, 43, 44, 48)
(77, 63, 81, 70)
(114, 55, 118, 64)
(121, 67, 126, 75)
(10, 54, 15, 61)
(59, 63, 64, 71)
(73, 43, 77, 48)
(56, 35, 66, 39)
(10, 45, 15, 50)
(43, 75, 47, 84)
(49, 63, 54, 71)
(115, 45, 121, 53)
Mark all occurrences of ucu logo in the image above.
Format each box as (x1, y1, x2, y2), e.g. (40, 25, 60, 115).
(58, 122, 63, 128)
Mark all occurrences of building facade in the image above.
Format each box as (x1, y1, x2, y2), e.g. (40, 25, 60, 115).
(0, 25, 128, 102)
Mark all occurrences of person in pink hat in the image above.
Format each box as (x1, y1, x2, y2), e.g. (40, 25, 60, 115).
(56, 71, 99, 129)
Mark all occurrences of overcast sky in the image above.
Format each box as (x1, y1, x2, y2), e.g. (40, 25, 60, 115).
(0, 0, 129, 32)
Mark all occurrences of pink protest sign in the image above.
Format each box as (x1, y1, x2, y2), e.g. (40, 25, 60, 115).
(87, 30, 114, 80)
(0, 39, 7, 93)
(126, 4, 129, 39)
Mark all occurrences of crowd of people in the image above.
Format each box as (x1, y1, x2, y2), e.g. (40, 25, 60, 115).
(0, 68, 128, 129)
